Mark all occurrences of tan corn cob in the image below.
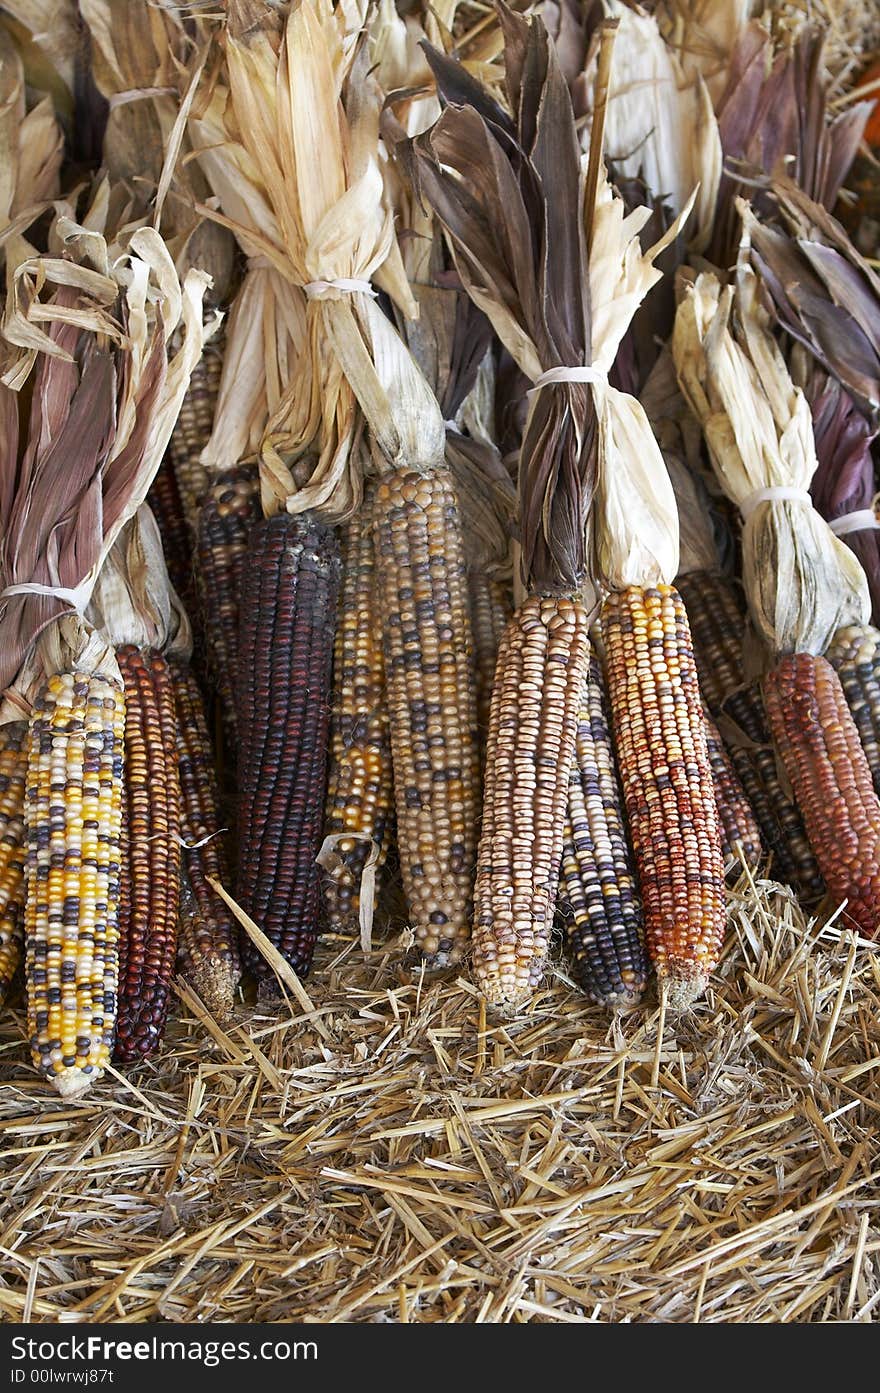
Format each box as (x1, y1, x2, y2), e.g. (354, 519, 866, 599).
(0, 722, 27, 1003)
(601, 585, 727, 1009)
(764, 654, 880, 937)
(677, 569, 824, 897)
(25, 673, 125, 1097)
(113, 647, 181, 1063)
(826, 624, 880, 798)
(558, 646, 648, 1007)
(374, 466, 479, 967)
(172, 661, 240, 1021)
(473, 595, 590, 1008)
(322, 486, 394, 933)
(702, 706, 764, 870)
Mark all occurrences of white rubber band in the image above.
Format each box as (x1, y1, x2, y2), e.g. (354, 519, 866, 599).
(739, 486, 813, 520)
(527, 364, 607, 398)
(443, 419, 459, 432)
(1, 577, 95, 613)
(302, 277, 376, 300)
(829, 508, 880, 538)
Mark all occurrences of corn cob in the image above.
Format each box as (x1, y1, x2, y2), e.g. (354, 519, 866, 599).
(374, 466, 479, 968)
(148, 457, 197, 617)
(322, 490, 394, 934)
(826, 625, 880, 798)
(469, 570, 514, 745)
(601, 585, 727, 1009)
(25, 672, 125, 1097)
(236, 512, 341, 982)
(764, 654, 880, 937)
(0, 722, 27, 1004)
(558, 647, 647, 1007)
(677, 569, 824, 897)
(703, 706, 764, 870)
(473, 595, 589, 1008)
(113, 647, 181, 1063)
(168, 345, 223, 534)
(196, 462, 261, 746)
(172, 660, 240, 1020)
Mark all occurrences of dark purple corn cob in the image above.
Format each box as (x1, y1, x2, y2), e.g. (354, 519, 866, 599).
(114, 647, 181, 1063)
(235, 512, 341, 983)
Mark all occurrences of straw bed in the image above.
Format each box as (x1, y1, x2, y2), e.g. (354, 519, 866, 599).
(0, 873, 877, 1323)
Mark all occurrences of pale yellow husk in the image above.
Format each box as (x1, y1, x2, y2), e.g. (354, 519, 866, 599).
(86, 506, 193, 660)
(656, 0, 752, 104)
(578, 1, 721, 252)
(672, 231, 870, 658)
(0, 27, 63, 276)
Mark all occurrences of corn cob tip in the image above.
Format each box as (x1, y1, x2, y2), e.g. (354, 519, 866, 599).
(52, 1068, 100, 1101)
(659, 965, 710, 1013)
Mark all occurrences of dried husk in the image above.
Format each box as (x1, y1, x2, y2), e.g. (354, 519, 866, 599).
(744, 183, 880, 418)
(656, 0, 752, 104)
(672, 246, 869, 659)
(405, 10, 688, 596)
(709, 22, 871, 264)
(192, 0, 416, 521)
(0, 27, 63, 276)
(798, 358, 880, 626)
(86, 505, 192, 660)
(574, 1, 721, 254)
(0, 1, 80, 109)
(0, 215, 210, 721)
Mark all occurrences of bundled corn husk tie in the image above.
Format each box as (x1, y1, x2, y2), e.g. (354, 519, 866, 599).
(673, 235, 880, 938)
(0, 215, 210, 719)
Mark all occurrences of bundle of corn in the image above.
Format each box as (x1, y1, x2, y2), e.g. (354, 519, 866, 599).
(674, 243, 880, 940)
(202, 0, 431, 984)
(0, 214, 209, 1097)
(407, 12, 725, 1010)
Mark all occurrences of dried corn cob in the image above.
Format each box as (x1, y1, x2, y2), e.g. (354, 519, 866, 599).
(826, 625, 880, 798)
(197, 462, 261, 745)
(677, 569, 824, 897)
(601, 585, 727, 1009)
(0, 722, 27, 1004)
(703, 706, 763, 869)
(168, 345, 223, 533)
(25, 672, 125, 1097)
(236, 512, 340, 983)
(764, 654, 880, 937)
(148, 457, 196, 615)
(322, 490, 393, 934)
(469, 571, 514, 745)
(113, 647, 181, 1063)
(474, 595, 590, 1008)
(172, 660, 240, 1020)
(374, 466, 479, 969)
(558, 648, 647, 1008)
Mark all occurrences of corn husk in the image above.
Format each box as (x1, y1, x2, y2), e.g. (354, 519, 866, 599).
(191, 0, 416, 521)
(672, 242, 870, 660)
(709, 22, 870, 264)
(0, 215, 210, 721)
(744, 184, 880, 417)
(405, 14, 691, 597)
(80, 0, 236, 297)
(0, 1, 79, 111)
(86, 505, 192, 659)
(0, 27, 63, 276)
(656, 0, 752, 104)
(575, 1, 720, 254)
